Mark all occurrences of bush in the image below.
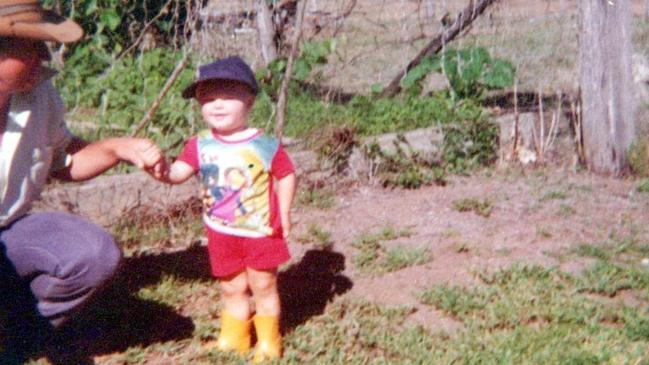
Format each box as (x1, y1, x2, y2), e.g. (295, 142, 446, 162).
(629, 138, 649, 177)
(57, 48, 197, 154)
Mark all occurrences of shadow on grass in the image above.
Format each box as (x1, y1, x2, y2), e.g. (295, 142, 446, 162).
(41, 242, 213, 361)
(18, 244, 351, 362)
(278, 249, 353, 333)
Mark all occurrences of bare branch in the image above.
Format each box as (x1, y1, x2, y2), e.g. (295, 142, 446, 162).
(275, 0, 309, 141)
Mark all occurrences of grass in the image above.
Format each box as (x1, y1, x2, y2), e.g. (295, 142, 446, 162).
(419, 264, 649, 364)
(351, 225, 430, 274)
(296, 223, 334, 250)
(451, 197, 493, 218)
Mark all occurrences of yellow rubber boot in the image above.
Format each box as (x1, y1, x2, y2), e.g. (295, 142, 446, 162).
(253, 314, 282, 363)
(204, 311, 251, 354)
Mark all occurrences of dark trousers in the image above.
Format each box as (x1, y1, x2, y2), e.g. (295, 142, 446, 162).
(0, 212, 122, 360)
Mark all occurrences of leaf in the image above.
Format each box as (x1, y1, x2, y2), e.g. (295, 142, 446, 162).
(84, 0, 98, 15)
(371, 83, 384, 94)
(292, 58, 311, 81)
(483, 59, 515, 89)
(100, 9, 121, 31)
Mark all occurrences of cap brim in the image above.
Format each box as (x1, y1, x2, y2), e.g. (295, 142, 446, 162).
(1, 10, 83, 43)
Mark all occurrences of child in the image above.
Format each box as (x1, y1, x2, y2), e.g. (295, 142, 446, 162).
(160, 56, 296, 362)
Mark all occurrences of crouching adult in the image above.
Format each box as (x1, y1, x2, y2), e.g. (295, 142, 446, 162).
(0, 1, 165, 362)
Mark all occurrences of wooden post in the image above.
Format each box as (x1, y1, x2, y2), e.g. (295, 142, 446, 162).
(579, 0, 636, 175)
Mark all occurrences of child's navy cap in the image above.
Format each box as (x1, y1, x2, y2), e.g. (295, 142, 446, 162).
(182, 55, 259, 99)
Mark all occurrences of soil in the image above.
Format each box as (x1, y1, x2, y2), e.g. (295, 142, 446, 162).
(286, 167, 649, 332)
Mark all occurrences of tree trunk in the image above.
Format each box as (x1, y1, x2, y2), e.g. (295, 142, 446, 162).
(256, 0, 278, 65)
(579, 0, 636, 175)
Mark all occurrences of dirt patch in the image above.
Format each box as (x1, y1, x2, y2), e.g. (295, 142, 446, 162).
(288, 168, 649, 330)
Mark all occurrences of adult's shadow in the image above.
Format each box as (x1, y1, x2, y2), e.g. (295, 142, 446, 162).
(55, 241, 213, 357)
(278, 249, 353, 332)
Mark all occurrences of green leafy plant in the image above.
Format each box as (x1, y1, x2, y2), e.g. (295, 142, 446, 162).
(440, 100, 499, 173)
(59, 48, 197, 155)
(401, 46, 515, 100)
(257, 38, 336, 98)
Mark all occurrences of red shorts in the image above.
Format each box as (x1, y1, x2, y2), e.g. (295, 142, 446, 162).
(206, 228, 290, 278)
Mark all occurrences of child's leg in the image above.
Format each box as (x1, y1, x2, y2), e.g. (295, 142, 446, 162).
(247, 267, 282, 362)
(220, 270, 251, 320)
(247, 267, 280, 315)
(206, 270, 252, 354)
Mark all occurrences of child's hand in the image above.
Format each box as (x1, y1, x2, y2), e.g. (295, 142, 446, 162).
(146, 159, 168, 181)
(116, 138, 163, 170)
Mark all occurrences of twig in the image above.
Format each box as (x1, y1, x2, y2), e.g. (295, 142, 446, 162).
(544, 90, 561, 152)
(275, 0, 309, 141)
(512, 79, 519, 160)
(130, 51, 190, 137)
(116, 0, 174, 61)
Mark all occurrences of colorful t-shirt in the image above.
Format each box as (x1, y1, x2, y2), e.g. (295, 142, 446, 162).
(177, 128, 294, 238)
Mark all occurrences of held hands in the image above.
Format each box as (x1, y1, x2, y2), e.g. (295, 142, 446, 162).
(115, 138, 167, 180)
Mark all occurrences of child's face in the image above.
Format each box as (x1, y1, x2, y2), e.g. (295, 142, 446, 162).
(196, 80, 254, 135)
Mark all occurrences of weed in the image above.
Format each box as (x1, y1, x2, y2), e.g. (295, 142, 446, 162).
(453, 241, 471, 253)
(352, 226, 424, 274)
(363, 135, 446, 189)
(541, 190, 567, 201)
(536, 226, 553, 239)
(636, 179, 649, 193)
(451, 198, 493, 218)
(628, 138, 649, 177)
(384, 246, 431, 272)
(556, 204, 576, 217)
(296, 185, 336, 210)
(315, 126, 359, 174)
(440, 104, 500, 173)
(298, 223, 333, 249)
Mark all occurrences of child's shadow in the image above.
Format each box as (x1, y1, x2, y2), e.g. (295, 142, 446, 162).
(278, 249, 353, 332)
(47, 246, 352, 360)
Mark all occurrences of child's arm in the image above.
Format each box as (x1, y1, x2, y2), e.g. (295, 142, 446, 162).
(160, 160, 196, 184)
(276, 172, 297, 239)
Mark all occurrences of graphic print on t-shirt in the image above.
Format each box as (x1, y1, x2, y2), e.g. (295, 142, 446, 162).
(197, 131, 278, 237)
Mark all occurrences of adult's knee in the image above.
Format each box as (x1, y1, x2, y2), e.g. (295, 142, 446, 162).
(74, 227, 121, 287)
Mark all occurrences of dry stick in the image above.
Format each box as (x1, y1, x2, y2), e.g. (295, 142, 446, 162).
(545, 90, 561, 152)
(130, 51, 190, 137)
(116, 0, 174, 61)
(539, 88, 545, 159)
(381, 0, 498, 97)
(275, 0, 309, 141)
(512, 79, 519, 160)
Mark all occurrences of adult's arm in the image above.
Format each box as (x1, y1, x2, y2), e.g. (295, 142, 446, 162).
(52, 136, 164, 181)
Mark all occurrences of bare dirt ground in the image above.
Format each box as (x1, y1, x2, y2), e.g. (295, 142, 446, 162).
(286, 167, 649, 333)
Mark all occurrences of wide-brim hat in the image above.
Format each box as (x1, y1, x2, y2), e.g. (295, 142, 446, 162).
(0, 0, 83, 43)
(182, 56, 259, 99)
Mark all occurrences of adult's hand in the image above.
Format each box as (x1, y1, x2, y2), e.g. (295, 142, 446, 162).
(55, 137, 165, 181)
